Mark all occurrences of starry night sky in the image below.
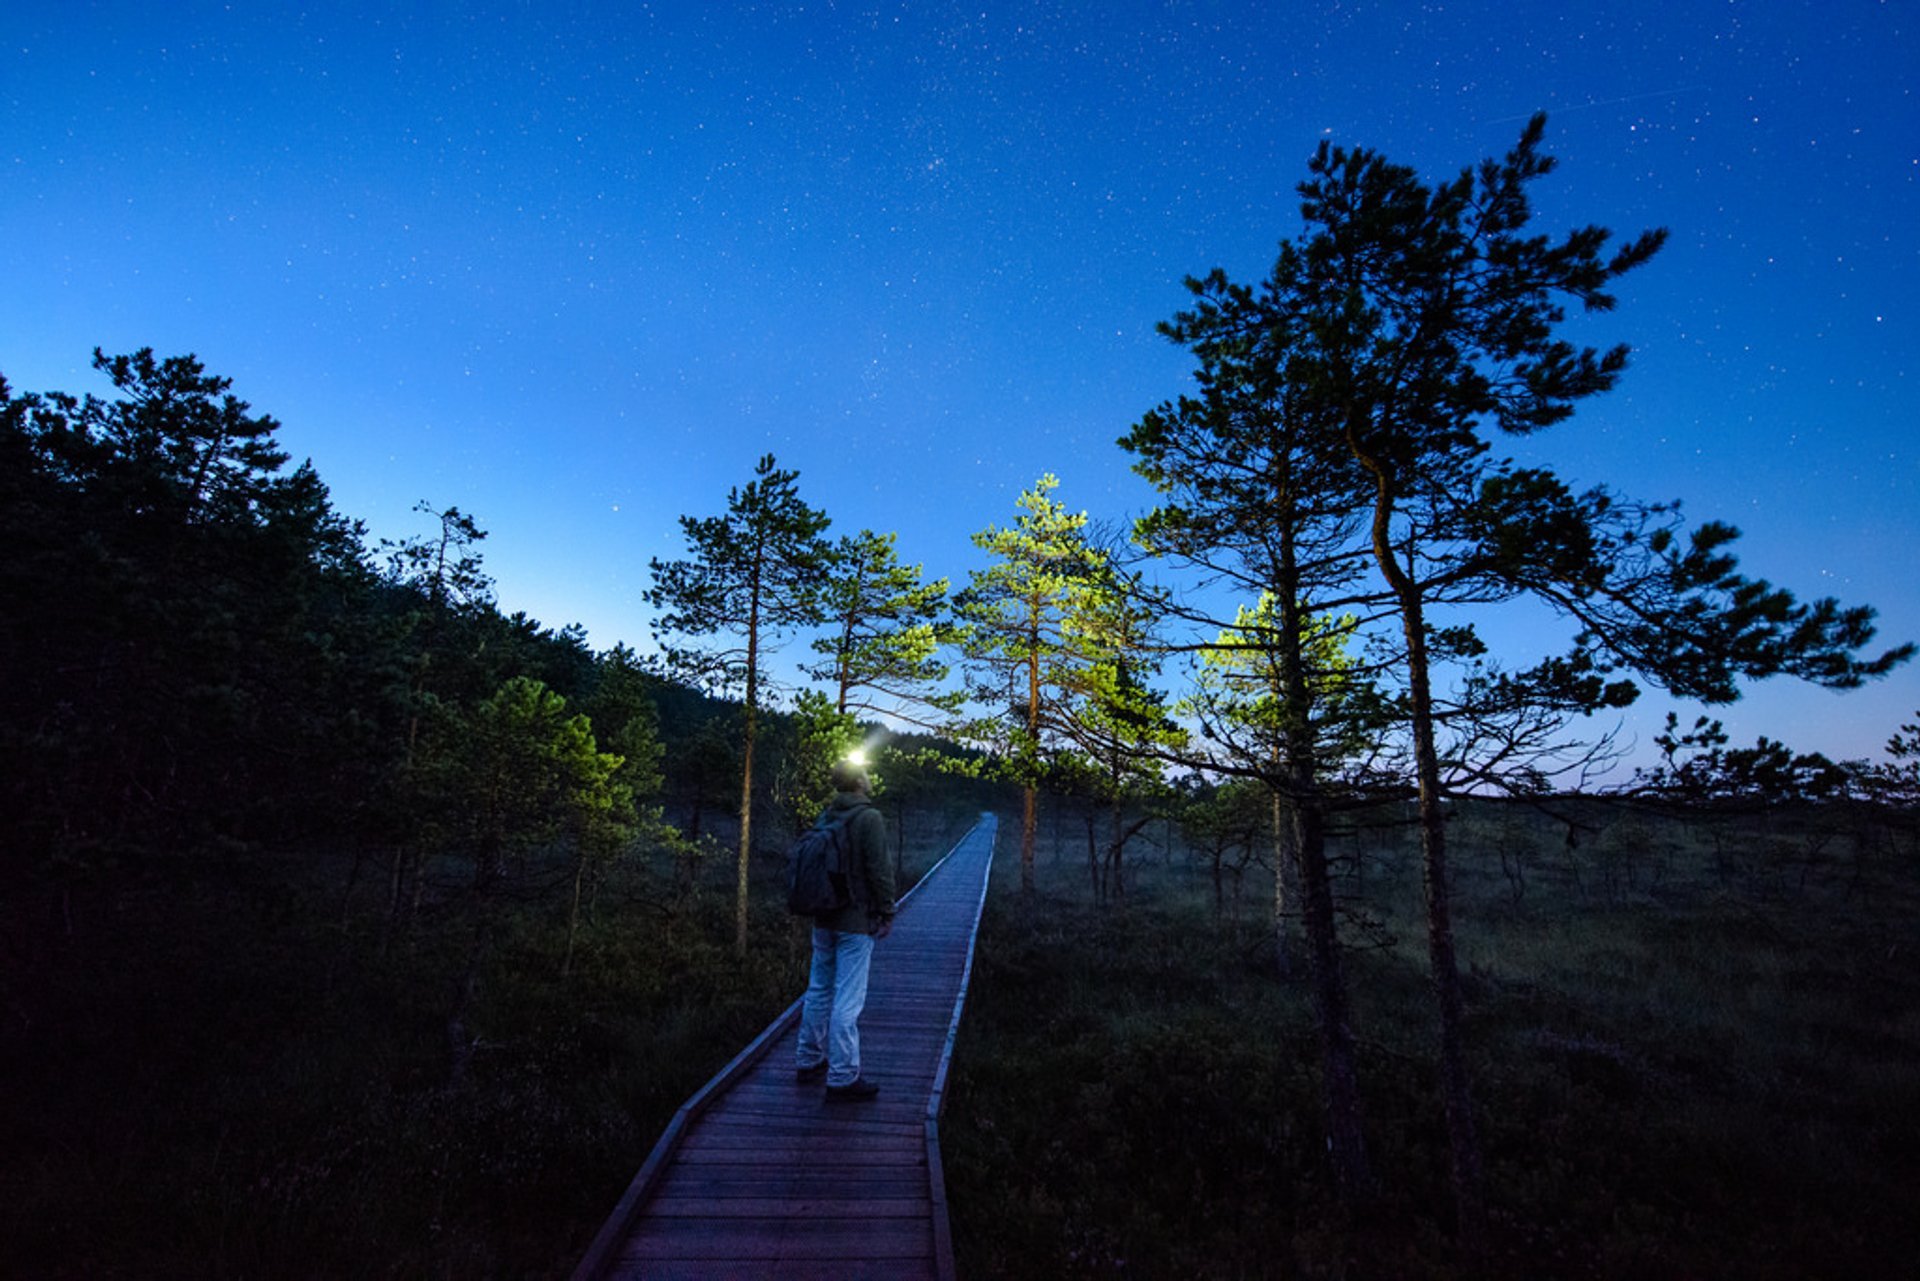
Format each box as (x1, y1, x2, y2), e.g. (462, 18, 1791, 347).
(5, 1, 1915, 769)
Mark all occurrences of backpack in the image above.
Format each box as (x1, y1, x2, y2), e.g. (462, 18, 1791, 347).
(785, 802, 871, 917)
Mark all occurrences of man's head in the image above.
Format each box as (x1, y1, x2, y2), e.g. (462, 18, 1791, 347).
(830, 759, 870, 795)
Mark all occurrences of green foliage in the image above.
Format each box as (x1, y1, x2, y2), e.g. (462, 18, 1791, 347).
(956, 477, 1101, 716)
(427, 676, 635, 870)
(953, 474, 1121, 780)
(771, 689, 863, 834)
(1190, 595, 1390, 775)
(807, 527, 960, 729)
(582, 643, 667, 805)
(644, 452, 832, 704)
(953, 474, 1117, 890)
(1056, 561, 1187, 771)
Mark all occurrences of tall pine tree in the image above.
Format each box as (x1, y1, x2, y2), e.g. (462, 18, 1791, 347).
(953, 475, 1104, 898)
(646, 454, 832, 956)
(1258, 112, 1908, 1242)
(807, 528, 959, 730)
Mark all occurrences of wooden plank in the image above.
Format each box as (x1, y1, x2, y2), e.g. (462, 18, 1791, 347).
(698, 1101, 931, 1127)
(625, 1217, 931, 1260)
(672, 1145, 924, 1167)
(701, 1097, 932, 1123)
(608, 1259, 932, 1281)
(658, 1173, 927, 1198)
(683, 1128, 921, 1152)
(696, 1115, 925, 1140)
(698, 1115, 922, 1133)
(645, 1196, 932, 1218)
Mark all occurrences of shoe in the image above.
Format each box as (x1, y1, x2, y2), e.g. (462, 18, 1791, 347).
(824, 1077, 879, 1102)
(795, 1060, 828, 1082)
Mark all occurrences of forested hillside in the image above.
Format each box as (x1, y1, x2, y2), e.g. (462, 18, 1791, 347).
(0, 349, 1002, 1276)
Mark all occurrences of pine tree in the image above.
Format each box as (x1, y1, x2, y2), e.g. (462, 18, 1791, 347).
(1054, 559, 1185, 905)
(1261, 111, 1907, 1243)
(429, 676, 632, 1081)
(953, 475, 1104, 897)
(646, 454, 832, 956)
(807, 528, 959, 730)
(1124, 265, 1391, 1197)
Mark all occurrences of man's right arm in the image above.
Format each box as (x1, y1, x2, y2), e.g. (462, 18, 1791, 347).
(862, 808, 897, 922)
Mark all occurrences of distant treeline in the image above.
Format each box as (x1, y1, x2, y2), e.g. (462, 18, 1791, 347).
(0, 348, 1006, 992)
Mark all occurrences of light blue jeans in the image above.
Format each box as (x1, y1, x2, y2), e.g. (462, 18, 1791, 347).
(797, 927, 874, 1087)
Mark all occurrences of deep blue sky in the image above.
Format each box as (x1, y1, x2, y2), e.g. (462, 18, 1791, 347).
(6, 1, 1915, 769)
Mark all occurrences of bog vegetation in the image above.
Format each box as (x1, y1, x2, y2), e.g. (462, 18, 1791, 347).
(3, 118, 1917, 1278)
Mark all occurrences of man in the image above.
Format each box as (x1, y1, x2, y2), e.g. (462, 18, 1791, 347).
(795, 759, 897, 1101)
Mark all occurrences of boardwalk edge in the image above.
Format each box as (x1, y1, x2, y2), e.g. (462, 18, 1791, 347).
(927, 811, 997, 1281)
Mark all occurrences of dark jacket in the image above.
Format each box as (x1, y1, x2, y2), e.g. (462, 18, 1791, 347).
(814, 790, 896, 934)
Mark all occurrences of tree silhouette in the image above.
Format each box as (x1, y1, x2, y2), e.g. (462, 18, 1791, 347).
(646, 454, 832, 956)
(0, 349, 366, 876)
(1124, 263, 1390, 1197)
(1253, 112, 1908, 1243)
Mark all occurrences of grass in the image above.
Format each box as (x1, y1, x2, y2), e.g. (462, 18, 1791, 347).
(5, 794, 1914, 1277)
(0, 799, 982, 1279)
(940, 800, 1920, 1279)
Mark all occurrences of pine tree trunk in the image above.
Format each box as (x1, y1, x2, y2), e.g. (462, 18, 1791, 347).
(1292, 782, 1372, 1200)
(563, 852, 585, 978)
(446, 915, 489, 1089)
(409, 847, 425, 921)
(1271, 789, 1294, 979)
(1212, 845, 1226, 921)
(1021, 633, 1041, 898)
(1021, 784, 1037, 897)
(1269, 508, 1372, 1200)
(1108, 751, 1127, 905)
(1084, 810, 1101, 905)
(736, 583, 762, 959)
(1404, 602, 1484, 1245)
(1360, 462, 1485, 1245)
(736, 713, 756, 960)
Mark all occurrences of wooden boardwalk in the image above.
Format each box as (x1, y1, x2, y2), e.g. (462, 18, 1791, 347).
(571, 814, 998, 1281)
